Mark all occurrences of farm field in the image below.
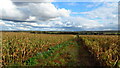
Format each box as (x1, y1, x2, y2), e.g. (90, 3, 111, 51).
(1, 32, 120, 67)
(80, 35, 120, 67)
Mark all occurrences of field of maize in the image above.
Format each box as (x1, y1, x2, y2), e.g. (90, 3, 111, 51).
(80, 35, 120, 67)
(1, 32, 120, 67)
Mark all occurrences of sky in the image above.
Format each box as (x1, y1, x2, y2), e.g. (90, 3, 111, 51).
(0, 0, 119, 31)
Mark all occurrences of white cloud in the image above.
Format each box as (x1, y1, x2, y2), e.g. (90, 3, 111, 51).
(16, 27, 30, 30)
(65, 17, 104, 29)
(28, 3, 71, 21)
(12, 0, 54, 2)
(0, 1, 118, 31)
(58, 8, 71, 17)
(11, 0, 119, 2)
(67, 2, 79, 6)
(41, 28, 65, 31)
(26, 16, 37, 21)
(83, 2, 118, 18)
(79, 2, 118, 30)
(103, 29, 113, 31)
(0, 0, 71, 22)
(0, 20, 5, 25)
(0, 0, 26, 20)
(23, 22, 51, 27)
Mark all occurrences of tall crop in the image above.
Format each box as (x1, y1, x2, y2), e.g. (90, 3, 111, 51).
(2, 32, 74, 65)
(80, 35, 120, 67)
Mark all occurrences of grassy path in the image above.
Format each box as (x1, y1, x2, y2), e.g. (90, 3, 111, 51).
(61, 37, 100, 66)
(21, 36, 100, 66)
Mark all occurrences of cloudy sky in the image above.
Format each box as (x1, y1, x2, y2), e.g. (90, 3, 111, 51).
(0, 0, 119, 31)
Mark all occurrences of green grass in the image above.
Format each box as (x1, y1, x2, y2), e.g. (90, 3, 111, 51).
(24, 39, 77, 66)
